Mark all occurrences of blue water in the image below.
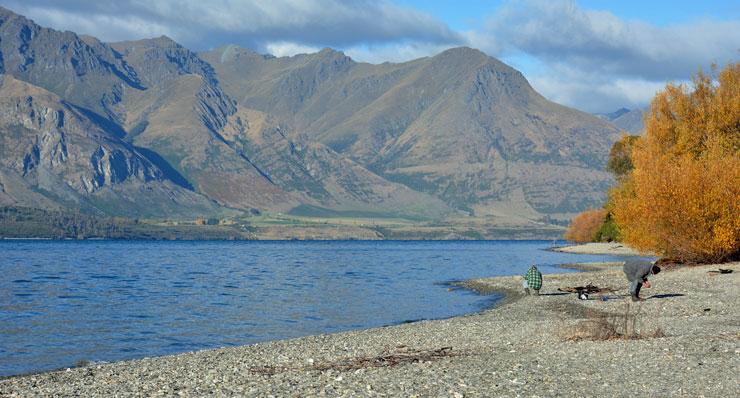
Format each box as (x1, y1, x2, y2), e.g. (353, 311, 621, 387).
(0, 240, 645, 377)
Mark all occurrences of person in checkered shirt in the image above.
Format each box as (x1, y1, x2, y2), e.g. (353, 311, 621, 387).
(523, 265, 543, 295)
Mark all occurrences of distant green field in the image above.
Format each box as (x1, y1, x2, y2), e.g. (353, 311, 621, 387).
(287, 204, 430, 222)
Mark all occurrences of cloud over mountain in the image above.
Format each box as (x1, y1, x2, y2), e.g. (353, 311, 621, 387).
(4, 0, 462, 50)
(3, 0, 737, 113)
(470, 0, 740, 112)
(482, 0, 740, 81)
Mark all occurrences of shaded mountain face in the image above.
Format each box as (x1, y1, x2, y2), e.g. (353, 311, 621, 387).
(1, 6, 621, 223)
(202, 46, 622, 218)
(0, 75, 222, 217)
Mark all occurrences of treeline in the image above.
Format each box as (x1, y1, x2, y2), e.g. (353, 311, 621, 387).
(0, 206, 125, 238)
(0, 206, 250, 240)
(566, 63, 739, 263)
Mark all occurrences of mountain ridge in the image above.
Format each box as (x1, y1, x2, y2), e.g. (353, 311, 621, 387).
(1, 6, 623, 229)
(201, 44, 621, 218)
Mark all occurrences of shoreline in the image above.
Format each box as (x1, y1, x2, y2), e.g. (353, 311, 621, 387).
(550, 241, 649, 256)
(0, 258, 596, 380)
(2, 261, 737, 396)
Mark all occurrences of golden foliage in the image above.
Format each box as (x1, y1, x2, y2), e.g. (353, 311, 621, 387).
(564, 208, 607, 243)
(607, 134, 640, 177)
(612, 63, 740, 262)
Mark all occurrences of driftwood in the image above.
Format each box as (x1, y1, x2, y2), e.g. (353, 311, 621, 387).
(558, 283, 617, 295)
(250, 346, 458, 375)
(707, 268, 733, 275)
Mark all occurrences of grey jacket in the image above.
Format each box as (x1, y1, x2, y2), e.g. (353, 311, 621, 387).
(623, 260, 653, 282)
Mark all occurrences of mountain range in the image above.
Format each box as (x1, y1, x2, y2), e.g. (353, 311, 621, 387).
(0, 6, 626, 228)
(595, 107, 645, 134)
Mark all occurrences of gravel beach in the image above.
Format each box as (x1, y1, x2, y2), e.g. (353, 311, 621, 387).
(2, 261, 738, 397)
(551, 242, 647, 256)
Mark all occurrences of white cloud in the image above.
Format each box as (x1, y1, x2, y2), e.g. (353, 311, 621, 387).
(2, 0, 736, 113)
(3, 0, 462, 50)
(344, 42, 454, 64)
(529, 72, 672, 113)
(265, 41, 321, 57)
(19, 6, 173, 41)
(480, 0, 740, 81)
(461, 0, 740, 112)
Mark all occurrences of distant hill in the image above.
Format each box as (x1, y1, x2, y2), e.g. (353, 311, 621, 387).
(1, 6, 623, 229)
(596, 107, 646, 134)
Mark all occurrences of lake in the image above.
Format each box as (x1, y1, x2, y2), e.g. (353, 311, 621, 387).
(0, 240, 645, 377)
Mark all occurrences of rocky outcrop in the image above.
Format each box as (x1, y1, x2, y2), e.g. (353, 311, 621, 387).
(0, 75, 160, 193)
(110, 36, 219, 88)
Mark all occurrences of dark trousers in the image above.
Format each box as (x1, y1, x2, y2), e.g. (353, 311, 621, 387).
(629, 279, 643, 297)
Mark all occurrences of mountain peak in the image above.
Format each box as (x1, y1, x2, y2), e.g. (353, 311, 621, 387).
(0, 5, 17, 18)
(151, 35, 178, 46)
(430, 46, 517, 74)
(313, 47, 352, 61)
(317, 47, 344, 56)
(597, 107, 632, 121)
(212, 44, 265, 63)
(436, 46, 487, 60)
(0, 5, 31, 27)
(609, 107, 631, 119)
(306, 47, 354, 68)
(111, 35, 182, 52)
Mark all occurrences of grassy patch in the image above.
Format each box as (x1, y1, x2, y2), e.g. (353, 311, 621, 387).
(287, 204, 417, 221)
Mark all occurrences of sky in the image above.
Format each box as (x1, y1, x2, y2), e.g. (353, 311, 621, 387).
(2, 0, 738, 113)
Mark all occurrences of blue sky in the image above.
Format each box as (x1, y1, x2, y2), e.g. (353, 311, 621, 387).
(2, 0, 738, 113)
(399, 0, 740, 28)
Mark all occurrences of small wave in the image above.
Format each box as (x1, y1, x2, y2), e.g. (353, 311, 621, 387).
(90, 275, 118, 280)
(32, 276, 63, 280)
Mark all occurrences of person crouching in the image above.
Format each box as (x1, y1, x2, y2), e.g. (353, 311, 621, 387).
(623, 260, 660, 302)
(523, 265, 542, 295)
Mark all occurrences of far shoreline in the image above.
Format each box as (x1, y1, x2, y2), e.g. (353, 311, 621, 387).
(549, 241, 650, 256)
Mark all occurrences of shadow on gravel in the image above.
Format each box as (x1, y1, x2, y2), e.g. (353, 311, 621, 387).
(647, 293, 685, 299)
(539, 292, 569, 296)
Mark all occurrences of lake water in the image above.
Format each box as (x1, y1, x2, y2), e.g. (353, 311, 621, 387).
(0, 240, 645, 377)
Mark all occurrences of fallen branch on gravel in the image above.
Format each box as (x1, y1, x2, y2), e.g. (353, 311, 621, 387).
(707, 269, 733, 275)
(558, 284, 617, 295)
(562, 302, 665, 341)
(249, 346, 459, 375)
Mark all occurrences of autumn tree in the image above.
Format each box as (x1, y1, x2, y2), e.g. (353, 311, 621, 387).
(607, 134, 640, 178)
(611, 63, 740, 263)
(564, 208, 608, 243)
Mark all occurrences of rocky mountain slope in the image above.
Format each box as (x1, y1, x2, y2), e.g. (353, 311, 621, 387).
(1, 6, 623, 225)
(0, 75, 222, 217)
(202, 46, 621, 219)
